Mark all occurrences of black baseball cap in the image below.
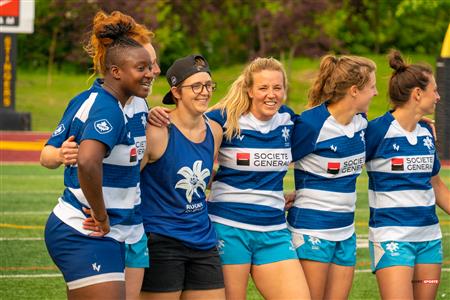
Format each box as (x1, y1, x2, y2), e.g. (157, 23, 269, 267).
(162, 54, 211, 105)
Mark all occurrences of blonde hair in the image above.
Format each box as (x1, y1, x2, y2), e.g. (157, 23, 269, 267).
(85, 11, 154, 76)
(210, 57, 287, 141)
(308, 55, 376, 107)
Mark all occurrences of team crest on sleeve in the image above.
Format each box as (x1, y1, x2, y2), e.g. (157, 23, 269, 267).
(94, 119, 113, 134)
(52, 124, 65, 137)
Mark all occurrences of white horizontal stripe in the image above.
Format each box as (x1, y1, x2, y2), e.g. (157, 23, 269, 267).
(124, 97, 148, 118)
(384, 120, 431, 144)
(317, 114, 367, 142)
(67, 272, 124, 290)
(366, 155, 434, 173)
(209, 181, 285, 210)
(295, 152, 365, 178)
(210, 215, 287, 232)
(73, 92, 98, 122)
(218, 147, 291, 172)
(236, 111, 293, 133)
(53, 199, 140, 242)
(369, 224, 442, 242)
(288, 223, 355, 241)
(294, 188, 355, 212)
(369, 189, 435, 208)
(103, 144, 139, 167)
(69, 187, 136, 210)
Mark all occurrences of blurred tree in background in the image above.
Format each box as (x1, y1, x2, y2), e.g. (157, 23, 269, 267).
(18, 0, 449, 73)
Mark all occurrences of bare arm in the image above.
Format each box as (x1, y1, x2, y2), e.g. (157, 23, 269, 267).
(431, 174, 450, 215)
(40, 136, 78, 169)
(140, 124, 169, 171)
(148, 106, 172, 127)
(209, 119, 223, 161)
(77, 139, 109, 235)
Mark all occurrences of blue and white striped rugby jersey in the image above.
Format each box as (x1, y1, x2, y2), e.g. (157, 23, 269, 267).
(365, 111, 441, 242)
(47, 82, 140, 243)
(207, 105, 295, 231)
(287, 103, 367, 241)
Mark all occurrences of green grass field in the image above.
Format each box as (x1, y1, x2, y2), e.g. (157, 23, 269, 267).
(0, 165, 449, 299)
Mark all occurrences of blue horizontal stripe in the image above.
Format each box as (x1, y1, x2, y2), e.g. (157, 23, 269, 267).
(287, 207, 354, 230)
(294, 169, 357, 193)
(369, 206, 438, 228)
(221, 126, 294, 149)
(214, 166, 285, 191)
(61, 189, 137, 226)
(63, 164, 140, 189)
(315, 132, 366, 158)
(208, 202, 286, 226)
(368, 171, 432, 192)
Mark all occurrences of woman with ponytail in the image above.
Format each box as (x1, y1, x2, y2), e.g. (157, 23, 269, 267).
(148, 57, 310, 299)
(287, 55, 377, 299)
(365, 50, 449, 299)
(42, 11, 154, 299)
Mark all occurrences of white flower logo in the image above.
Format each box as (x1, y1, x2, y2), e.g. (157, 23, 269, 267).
(141, 114, 147, 128)
(423, 136, 434, 150)
(175, 160, 210, 203)
(282, 127, 290, 142)
(308, 236, 321, 246)
(360, 130, 365, 144)
(386, 241, 399, 253)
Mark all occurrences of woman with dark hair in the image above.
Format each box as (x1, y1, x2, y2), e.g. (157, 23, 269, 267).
(43, 11, 153, 299)
(366, 50, 449, 300)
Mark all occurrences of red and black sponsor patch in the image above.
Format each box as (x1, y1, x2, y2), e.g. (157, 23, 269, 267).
(236, 152, 250, 166)
(130, 147, 137, 162)
(391, 158, 404, 171)
(327, 162, 340, 174)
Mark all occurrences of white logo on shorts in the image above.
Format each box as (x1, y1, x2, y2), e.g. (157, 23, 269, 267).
(385, 241, 399, 256)
(92, 262, 101, 272)
(94, 119, 113, 134)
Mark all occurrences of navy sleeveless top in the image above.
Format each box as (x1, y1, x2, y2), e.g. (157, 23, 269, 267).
(140, 119, 217, 250)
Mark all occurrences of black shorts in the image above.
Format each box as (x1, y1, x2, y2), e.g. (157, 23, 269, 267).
(141, 232, 224, 292)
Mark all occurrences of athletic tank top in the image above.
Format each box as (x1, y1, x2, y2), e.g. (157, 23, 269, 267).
(140, 118, 217, 250)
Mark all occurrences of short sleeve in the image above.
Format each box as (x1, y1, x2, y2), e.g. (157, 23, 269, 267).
(206, 109, 227, 127)
(291, 116, 319, 161)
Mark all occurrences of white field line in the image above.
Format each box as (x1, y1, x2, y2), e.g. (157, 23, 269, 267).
(1, 191, 60, 194)
(2, 269, 450, 279)
(0, 237, 43, 241)
(1, 211, 50, 215)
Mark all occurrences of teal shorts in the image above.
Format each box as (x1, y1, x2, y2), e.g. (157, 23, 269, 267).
(213, 222, 298, 265)
(125, 233, 149, 268)
(292, 233, 357, 266)
(369, 239, 442, 273)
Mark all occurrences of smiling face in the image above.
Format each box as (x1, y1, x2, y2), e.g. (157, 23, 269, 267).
(354, 71, 378, 114)
(418, 75, 439, 115)
(174, 72, 213, 115)
(119, 46, 153, 99)
(248, 70, 285, 121)
(143, 43, 161, 94)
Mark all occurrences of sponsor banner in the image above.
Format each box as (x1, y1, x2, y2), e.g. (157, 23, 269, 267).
(219, 147, 291, 172)
(0, 0, 35, 33)
(295, 152, 365, 178)
(366, 155, 434, 173)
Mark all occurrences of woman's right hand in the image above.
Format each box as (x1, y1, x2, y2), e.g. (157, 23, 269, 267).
(82, 207, 110, 237)
(59, 135, 78, 166)
(148, 106, 172, 127)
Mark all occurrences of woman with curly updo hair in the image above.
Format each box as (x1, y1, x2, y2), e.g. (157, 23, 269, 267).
(366, 50, 449, 300)
(43, 11, 153, 299)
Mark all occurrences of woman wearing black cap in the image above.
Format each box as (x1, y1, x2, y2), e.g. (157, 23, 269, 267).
(139, 55, 225, 300)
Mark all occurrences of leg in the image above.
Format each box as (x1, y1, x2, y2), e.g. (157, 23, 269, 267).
(376, 266, 414, 299)
(412, 264, 441, 300)
(323, 264, 354, 300)
(124, 267, 144, 300)
(300, 260, 329, 300)
(181, 289, 225, 300)
(68, 281, 125, 300)
(252, 259, 310, 300)
(140, 291, 182, 300)
(222, 264, 251, 300)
